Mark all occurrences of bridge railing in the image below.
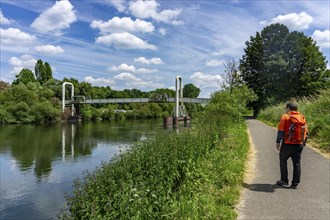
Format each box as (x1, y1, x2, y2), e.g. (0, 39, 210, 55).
(86, 98, 150, 104)
(66, 97, 210, 105)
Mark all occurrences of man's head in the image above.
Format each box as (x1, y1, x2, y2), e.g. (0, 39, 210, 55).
(286, 101, 298, 111)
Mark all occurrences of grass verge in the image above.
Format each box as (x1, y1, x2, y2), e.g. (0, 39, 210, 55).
(258, 89, 330, 151)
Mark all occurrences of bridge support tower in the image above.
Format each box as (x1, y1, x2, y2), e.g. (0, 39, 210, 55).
(62, 82, 76, 119)
(164, 76, 190, 127)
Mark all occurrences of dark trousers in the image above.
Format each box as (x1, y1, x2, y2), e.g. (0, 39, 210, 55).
(279, 143, 304, 185)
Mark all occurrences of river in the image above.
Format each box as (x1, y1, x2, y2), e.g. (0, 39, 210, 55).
(0, 119, 174, 219)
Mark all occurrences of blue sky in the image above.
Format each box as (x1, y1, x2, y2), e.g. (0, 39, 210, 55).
(1, 0, 329, 98)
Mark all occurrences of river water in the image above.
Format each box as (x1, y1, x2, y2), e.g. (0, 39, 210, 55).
(0, 119, 173, 219)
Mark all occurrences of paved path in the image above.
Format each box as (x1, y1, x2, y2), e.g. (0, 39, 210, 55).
(237, 119, 330, 220)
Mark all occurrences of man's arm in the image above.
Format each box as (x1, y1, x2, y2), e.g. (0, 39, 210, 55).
(276, 130, 284, 143)
(276, 114, 286, 150)
(276, 130, 284, 150)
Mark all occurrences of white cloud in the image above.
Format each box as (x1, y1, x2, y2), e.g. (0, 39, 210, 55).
(110, 63, 136, 72)
(109, 63, 158, 74)
(109, 0, 126, 12)
(113, 72, 164, 89)
(312, 30, 330, 48)
(35, 44, 65, 54)
(85, 73, 164, 90)
(95, 32, 157, 50)
(134, 57, 164, 64)
(129, 0, 183, 26)
(206, 59, 224, 67)
(8, 54, 37, 79)
(0, 28, 36, 45)
(0, 10, 13, 25)
(114, 72, 139, 81)
(84, 76, 115, 86)
(91, 17, 154, 34)
(31, 0, 77, 35)
(136, 68, 158, 74)
(190, 72, 222, 88)
(262, 12, 313, 31)
(9, 54, 36, 68)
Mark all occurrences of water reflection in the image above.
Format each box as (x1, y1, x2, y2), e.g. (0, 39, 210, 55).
(1, 124, 60, 180)
(0, 119, 171, 219)
(62, 124, 75, 162)
(0, 120, 167, 179)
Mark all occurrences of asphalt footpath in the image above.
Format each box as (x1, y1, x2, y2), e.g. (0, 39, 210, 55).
(237, 119, 330, 220)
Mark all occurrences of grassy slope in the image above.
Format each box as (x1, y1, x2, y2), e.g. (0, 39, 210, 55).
(60, 88, 252, 219)
(169, 123, 249, 219)
(258, 89, 330, 151)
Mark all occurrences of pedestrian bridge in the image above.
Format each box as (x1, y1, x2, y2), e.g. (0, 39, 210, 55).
(66, 97, 210, 105)
(62, 76, 210, 119)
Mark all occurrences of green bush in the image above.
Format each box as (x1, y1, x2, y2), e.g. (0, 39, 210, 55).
(0, 108, 15, 123)
(59, 87, 255, 219)
(0, 82, 61, 123)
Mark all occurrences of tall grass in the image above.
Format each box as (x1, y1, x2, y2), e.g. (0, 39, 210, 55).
(258, 89, 330, 151)
(59, 87, 254, 219)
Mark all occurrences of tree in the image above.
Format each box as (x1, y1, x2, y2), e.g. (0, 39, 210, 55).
(43, 78, 62, 99)
(220, 59, 242, 93)
(183, 83, 200, 98)
(78, 82, 93, 98)
(152, 88, 175, 97)
(1, 82, 60, 123)
(123, 89, 143, 98)
(35, 59, 53, 84)
(0, 81, 10, 91)
(240, 32, 265, 115)
(44, 62, 53, 82)
(13, 68, 36, 85)
(240, 23, 329, 115)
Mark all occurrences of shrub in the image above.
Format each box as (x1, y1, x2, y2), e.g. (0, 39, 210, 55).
(59, 87, 254, 219)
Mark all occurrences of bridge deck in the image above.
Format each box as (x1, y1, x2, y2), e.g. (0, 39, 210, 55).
(66, 97, 210, 105)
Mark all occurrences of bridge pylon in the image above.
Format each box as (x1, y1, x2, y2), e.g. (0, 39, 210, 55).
(62, 82, 75, 118)
(164, 76, 190, 127)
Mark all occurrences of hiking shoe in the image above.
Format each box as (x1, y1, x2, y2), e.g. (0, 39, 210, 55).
(290, 184, 298, 189)
(276, 180, 289, 187)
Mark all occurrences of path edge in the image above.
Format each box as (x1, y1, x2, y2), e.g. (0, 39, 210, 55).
(235, 120, 257, 219)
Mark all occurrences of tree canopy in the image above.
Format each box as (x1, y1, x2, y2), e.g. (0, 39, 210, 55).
(240, 23, 329, 115)
(220, 59, 242, 93)
(35, 59, 53, 84)
(13, 69, 36, 85)
(183, 83, 201, 98)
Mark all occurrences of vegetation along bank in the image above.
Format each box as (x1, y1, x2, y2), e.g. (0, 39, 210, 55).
(0, 65, 202, 124)
(258, 88, 330, 152)
(59, 86, 255, 219)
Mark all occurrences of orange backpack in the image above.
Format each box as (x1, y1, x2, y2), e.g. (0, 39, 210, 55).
(285, 114, 308, 144)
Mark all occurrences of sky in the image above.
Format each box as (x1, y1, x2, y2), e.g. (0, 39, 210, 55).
(0, 0, 329, 98)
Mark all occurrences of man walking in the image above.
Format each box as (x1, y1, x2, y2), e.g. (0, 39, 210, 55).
(275, 102, 308, 189)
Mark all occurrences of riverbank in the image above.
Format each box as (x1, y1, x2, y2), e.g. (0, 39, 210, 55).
(59, 87, 255, 219)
